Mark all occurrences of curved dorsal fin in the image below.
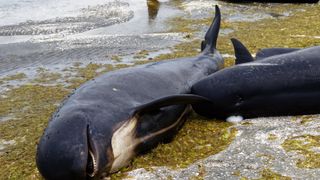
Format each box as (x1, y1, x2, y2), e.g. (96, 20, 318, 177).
(231, 38, 254, 64)
(202, 5, 221, 53)
(133, 94, 210, 115)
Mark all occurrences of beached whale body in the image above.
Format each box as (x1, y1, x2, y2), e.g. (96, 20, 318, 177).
(191, 38, 320, 121)
(36, 6, 223, 179)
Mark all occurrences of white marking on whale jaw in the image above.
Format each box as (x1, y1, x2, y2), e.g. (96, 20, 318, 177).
(110, 106, 191, 173)
(238, 62, 278, 66)
(110, 116, 138, 173)
(226, 116, 243, 123)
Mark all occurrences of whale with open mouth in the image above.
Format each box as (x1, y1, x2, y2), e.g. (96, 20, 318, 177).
(36, 6, 223, 179)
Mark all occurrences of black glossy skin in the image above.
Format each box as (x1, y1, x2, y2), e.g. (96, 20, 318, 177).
(36, 51, 223, 179)
(255, 48, 300, 60)
(192, 46, 320, 119)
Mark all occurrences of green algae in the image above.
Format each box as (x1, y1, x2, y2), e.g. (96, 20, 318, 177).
(239, 168, 291, 180)
(167, 16, 207, 34)
(114, 63, 131, 69)
(241, 121, 253, 126)
(163, 16, 235, 66)
(194, 164, 207, 180)
(0, 85, 69, 179)
(0, 62, 121, 179)
(131, 118, 236, 169)
(63, 63, 130, 90)
(257, 168, 291, 180)
(300, 115, 316, 125)
(76, 63, 105, 80)
(282, 135, 320, 169)
(111, 55, 122, 62)
(161, 3, 320, 68)
(133, 50, 150, 59)
(33, 71, 62, 84)
(0, 73, 27, 82)
(159, 10, 233, 65)
(154, 39, 201, 60)
(268, 134, 278, 141)
(65, 63, 114, 89)
(232, 170, 241, 177)
(226, 5, 320, 53)
(256, 153, 276, 163)
(131, 39, 202, 66)
(109, 117, 236, 179)
(232, 170, 248, 180)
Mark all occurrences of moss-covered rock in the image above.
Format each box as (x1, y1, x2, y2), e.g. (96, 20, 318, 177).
(282, 135, 320, 169)
(0, 85, 69, 179)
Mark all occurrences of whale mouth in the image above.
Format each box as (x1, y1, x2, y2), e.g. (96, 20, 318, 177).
(87, 149, 97, 177)
(86, 126, 98, 177)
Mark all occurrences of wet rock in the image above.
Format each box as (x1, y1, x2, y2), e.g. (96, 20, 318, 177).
(125, 116, 320, 179)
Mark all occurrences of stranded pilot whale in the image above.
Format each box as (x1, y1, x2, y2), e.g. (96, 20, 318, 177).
(36, 6, 223, 179)
(191, 38, 320, 121)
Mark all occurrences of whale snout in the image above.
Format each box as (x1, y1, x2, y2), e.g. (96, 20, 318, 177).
(36, 112, 103, 179)
(36, 109, 119, 179)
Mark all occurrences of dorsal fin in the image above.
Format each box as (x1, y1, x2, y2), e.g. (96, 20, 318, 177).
(231, 38, 254, 64)
(133, 94, 210, 115)
(202, 5, 221, 54)
(201, 41, 206, 51)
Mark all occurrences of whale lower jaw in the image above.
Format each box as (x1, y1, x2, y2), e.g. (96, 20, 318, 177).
(110, 106, 191, 173)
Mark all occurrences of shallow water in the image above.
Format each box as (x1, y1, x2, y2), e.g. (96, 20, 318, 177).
(0, 0, 179, 39)
(0, 0, 183, 76)
(0, 0, 132, 38)
(0, 0, 302, 77)
(0, 0, 119, 25)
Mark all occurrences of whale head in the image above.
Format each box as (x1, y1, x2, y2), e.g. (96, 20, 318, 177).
(36, 107, 116, 179)
(36, 94, 209, 179)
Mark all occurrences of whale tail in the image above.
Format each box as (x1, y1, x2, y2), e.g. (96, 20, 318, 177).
(201, 5, 221, 54)
(231, 38, 254, 64)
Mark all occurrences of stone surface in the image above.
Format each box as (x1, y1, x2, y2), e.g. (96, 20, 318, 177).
(125, 116, 320, 179)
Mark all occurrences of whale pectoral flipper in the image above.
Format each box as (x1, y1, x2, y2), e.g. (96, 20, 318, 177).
(231, 38, 254, 64)
(133, 94, 210, 115)
(255, 48, 301, 60)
